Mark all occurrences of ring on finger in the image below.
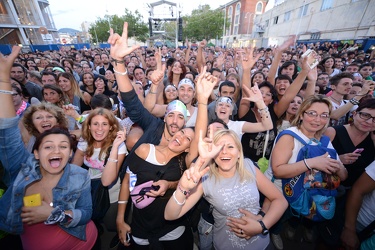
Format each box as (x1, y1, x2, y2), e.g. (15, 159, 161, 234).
(240, 229, 244, 235)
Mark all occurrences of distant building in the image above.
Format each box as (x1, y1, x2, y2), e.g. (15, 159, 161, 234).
(218, 0, 268, 47)
(253, 0, 375, 48)
(0, 0, 58, 45)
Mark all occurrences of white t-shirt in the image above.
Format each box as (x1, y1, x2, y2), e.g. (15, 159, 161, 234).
(77, 141, 128, 203)
(357, 161, 375, 231)
(227, 120, 245, 140)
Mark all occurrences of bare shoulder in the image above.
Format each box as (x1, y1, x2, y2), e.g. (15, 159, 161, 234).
(135, 143, 151, 160)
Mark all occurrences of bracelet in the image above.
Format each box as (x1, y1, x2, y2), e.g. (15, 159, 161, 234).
(178, 184, 190, 196)
(303, 159, 312, 171)
(258, 210, 266, 218)
(0, 89, 14, 95)
(356, 93, 367, 97)
(149, 89, 158, 94)
(257, 107, 269, 113)
(110, 58, 125, 66)
(198, 102, 207, 106)
(107, 158, 118, 163)
(44, 206, 66, 225)
(349, 98, 360, 105)
(172, 191, 186, 206)
(113, 68, 128, 76)
(118, 200, 128, 204)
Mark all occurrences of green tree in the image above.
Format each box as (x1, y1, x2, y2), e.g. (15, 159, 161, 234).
(89, 9, 148, 43)
(183, 4, 228, 41)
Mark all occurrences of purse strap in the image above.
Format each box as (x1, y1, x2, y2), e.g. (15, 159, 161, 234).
(262, 130, 270, 158)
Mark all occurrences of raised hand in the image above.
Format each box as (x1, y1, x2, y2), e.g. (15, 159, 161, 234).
(198, 130, 223, 161)
(149, 64, 166, 86)
(180, 157, 210, 190)
(199, 39, 207, 48)
(278, 35, 296, 52)
(242, 83, 263, 104)
(108, 22, 140, 61)
(195, 66, 217, 102)
(113, 127, 127, 149)
(216, 54, 225, 68)
(154, 47, 162, 70)
(241, 46, 261, 70)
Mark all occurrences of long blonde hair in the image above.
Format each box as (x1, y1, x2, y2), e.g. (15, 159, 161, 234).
(209, 129, 254, 183)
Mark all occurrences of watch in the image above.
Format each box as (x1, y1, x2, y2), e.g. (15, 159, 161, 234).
(257, 220, 269, 235)
(257, 210, 266, 218)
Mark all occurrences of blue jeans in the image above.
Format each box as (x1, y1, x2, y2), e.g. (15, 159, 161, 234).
(198, 215, 214, 250)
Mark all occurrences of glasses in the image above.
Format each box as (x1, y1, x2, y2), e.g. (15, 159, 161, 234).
(304, 111, 330, 120)
(358, 112, 375, 123)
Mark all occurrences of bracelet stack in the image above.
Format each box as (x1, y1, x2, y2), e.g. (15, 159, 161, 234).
(178, 184, 190, 196)
(349, 98, 360, 105)
(172, 190, 186, 206)
(110, 58, 125, 66)
(258, 106, 270, 118)
(113, 68, 128, 76)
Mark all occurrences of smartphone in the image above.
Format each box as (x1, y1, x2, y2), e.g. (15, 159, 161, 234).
(23, 193, 42, 207)
(301, 49, 319, 69)
(353, 148, 364, 154)
(111, 104, 118, 111)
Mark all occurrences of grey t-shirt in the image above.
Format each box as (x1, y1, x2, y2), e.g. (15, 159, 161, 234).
(202, 158, 270, 250)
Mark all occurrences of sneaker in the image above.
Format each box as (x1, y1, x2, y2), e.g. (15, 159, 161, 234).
(284, 223, 297, 241)
(271, 233, 283, 250)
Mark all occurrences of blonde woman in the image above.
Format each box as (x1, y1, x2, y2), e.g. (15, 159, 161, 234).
(165, 130, 287, 250)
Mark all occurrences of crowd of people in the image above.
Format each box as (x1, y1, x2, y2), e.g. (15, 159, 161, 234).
(0, 21, 375, 250)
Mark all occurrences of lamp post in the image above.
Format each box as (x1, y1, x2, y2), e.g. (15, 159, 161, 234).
(245, 12, 255, 38)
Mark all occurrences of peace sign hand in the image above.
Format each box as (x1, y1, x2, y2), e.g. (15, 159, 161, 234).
(180, 157, 210, 190)
(242, 83, 263, 104)
(108, 22, 140, 61)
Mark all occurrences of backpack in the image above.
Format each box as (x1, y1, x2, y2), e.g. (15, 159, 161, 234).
(276, 129, 341, 222)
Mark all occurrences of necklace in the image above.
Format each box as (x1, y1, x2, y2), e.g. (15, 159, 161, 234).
(163, 132, 170, 142)
(330, 95, 342, 104)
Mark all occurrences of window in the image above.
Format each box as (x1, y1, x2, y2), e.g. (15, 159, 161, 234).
(321, 0, 334, 11)
(227, 6, 233, 36)
(256, 2, 263, 14)
(273, 16, 279, 24)
(234, 3, 241, 35)
(311, 33, 321, 39)
(298, 4, 309, 17)
(284, 11, 291, 22)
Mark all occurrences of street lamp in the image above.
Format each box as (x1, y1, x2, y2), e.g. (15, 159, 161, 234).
(245, 12, 255, 37)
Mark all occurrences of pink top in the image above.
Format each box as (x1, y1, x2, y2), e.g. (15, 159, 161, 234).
(21, 220, 97, 250)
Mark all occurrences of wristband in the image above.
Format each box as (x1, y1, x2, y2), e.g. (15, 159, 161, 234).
(258, 210, 266, 218)
(118, 200, 128, 204)
(172, 191, 186, 206)
(113, 68, 128, 76)
(107, 158, 118, 163)
(149, 89, 158, 94)
(258, 107, 269, 113)
(0, 89, 14, 95)
(303, 159, 312, 171)
(110, 58, 125, 66)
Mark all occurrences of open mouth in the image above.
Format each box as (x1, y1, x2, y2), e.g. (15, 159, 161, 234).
(49, 157, 62, 168)
(220, 157, 231, 161)
(41, 124, 52, 129)
(175, 138, 181, 145)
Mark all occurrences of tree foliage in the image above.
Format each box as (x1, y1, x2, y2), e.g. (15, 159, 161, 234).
(88, 9, 148, 43)
(183, 5, 228, 41)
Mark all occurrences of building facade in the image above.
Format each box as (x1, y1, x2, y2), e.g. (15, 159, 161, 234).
(253, 0, 375, 47)
(0, 0, 58, 45)
(219, 0, 268, 47)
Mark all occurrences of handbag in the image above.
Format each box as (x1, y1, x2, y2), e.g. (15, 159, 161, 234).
(130, 157, 178, 209)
